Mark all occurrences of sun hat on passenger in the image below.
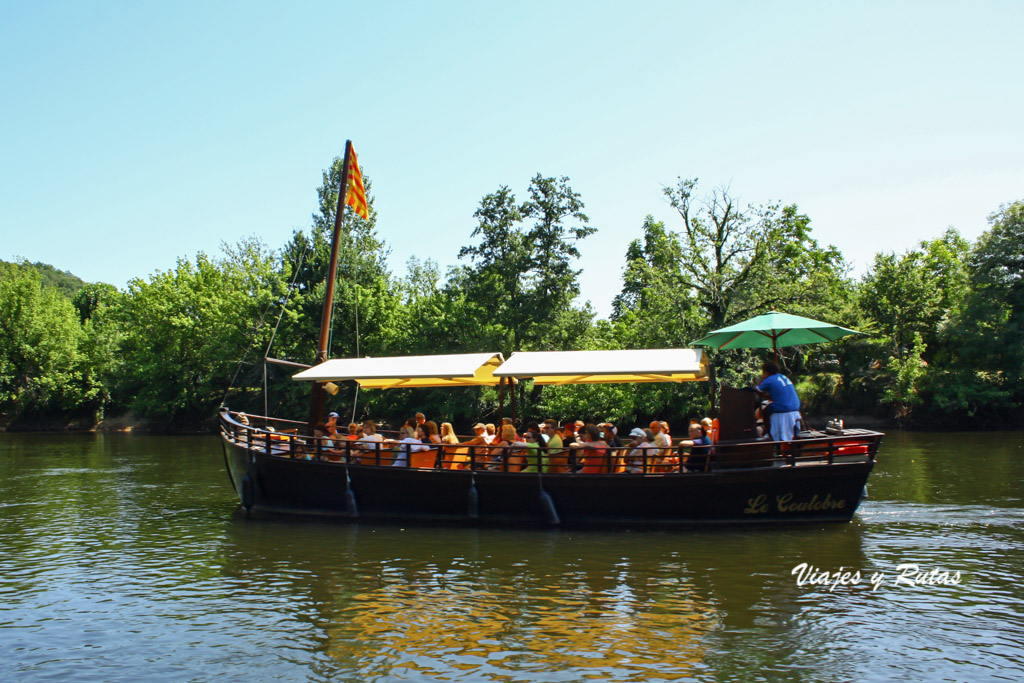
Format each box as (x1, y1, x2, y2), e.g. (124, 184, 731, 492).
(473, 423, 485, 430)
(629, 428, 646, 438)
(328, 412, 339, 419)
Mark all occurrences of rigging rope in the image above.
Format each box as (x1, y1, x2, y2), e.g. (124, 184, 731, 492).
(220, 237, 309, 410)
(262, 242, 308, 416)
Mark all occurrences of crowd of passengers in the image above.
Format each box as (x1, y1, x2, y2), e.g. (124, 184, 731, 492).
(241, 410, 718, 473)
(234, 362, 806, 473)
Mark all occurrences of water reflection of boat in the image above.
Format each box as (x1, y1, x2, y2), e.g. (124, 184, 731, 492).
(218, 142, 881, 527)
(215, 520, 870, 680)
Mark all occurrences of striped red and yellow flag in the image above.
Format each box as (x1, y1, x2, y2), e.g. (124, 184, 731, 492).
(345, 146, 370, 220)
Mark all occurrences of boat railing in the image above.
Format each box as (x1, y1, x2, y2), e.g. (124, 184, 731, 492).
(220, 410, 880, 473)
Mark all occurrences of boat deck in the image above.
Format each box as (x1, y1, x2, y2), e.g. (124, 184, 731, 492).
(221, 413, 881, 475)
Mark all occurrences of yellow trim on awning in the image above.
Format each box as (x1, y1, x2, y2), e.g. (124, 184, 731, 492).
(495, 349, 709, 384)
(291, 353, 506, 389)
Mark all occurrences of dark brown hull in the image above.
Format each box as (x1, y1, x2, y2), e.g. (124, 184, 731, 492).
(222, 436, 874, 526)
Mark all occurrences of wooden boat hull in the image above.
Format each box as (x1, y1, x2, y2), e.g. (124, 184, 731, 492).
(222, 436, 874, 526)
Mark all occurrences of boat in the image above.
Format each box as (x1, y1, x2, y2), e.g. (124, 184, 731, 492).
(218, 349, 881, 526)
(218, 141, 882, 527)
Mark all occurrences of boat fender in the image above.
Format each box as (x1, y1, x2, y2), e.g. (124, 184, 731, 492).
(241, 473, 255, 512)
(344, 469, 359, 519)
(539, 489, 561, 526)
(467, 473, 479, 518)
(344, 487, 359, 518)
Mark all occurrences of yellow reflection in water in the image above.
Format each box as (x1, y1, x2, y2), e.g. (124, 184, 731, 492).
(325, 571, 716, 680)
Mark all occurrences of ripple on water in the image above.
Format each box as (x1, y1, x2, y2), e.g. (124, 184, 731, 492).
(1, 433, 1024, 682)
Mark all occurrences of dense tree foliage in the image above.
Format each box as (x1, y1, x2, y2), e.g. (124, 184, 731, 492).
(0, 262, 93, 426)
(0, 155, 1019, 431)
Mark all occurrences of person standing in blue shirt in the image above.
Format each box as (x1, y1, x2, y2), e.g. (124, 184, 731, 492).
(756, 361, 801, 441)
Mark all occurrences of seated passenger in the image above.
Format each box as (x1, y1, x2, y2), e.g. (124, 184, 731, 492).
(543, 420, 565, 472)
(678, 422, 713, 472)
(501, 417, 521, 440)
(518, 429, 548, 473)
(601, 422, 622, 448)
(523, 421, 543, 444)
(463, 423, 489, 446)
(484, 423, 497, 445)
(561, 421, 578, 447)
(346, 422, 360, 440)
(424, 420, 443, 445)
(310, 423, 343, 462)
(569, 424, 610, 473)
(440, 422, 460, 445)
(488, 424, 525, 471)
(625, 428, 653, 473)
(542, 419, 559, 445)
(356, 420, 384, 460)
(325, 420, 340, 442)
(755, 402, 770, 440)
(649, 421, 671, 452)
(648, 421, 674, 471)
(312, 423, 334, 448)
(393, 426, 432, 467)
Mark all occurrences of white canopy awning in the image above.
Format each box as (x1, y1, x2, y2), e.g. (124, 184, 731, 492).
(494, 348, 708, 384)
(291, 352, 505, 389)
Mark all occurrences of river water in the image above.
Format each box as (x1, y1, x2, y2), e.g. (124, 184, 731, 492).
(0, 430, 1021, 682)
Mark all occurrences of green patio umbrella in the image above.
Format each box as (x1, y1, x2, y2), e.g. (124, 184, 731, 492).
(691, 311, 861, 362)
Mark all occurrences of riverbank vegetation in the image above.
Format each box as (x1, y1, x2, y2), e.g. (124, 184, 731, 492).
(2, 156, 1021, 431)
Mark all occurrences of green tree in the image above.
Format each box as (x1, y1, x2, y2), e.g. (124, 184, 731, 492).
(277, 157, 399, 367)
(458, 174, 595, 356)
(0, 262, 91, 426)
(922, 201, 1024, 422)
(456, 174, 596, 420)
(611, 216, 700, 349)
(921, 228, 971, 326)
(267, 156, 402, 422)
(857, 229, 979, 421)
(969, 201, 1024, 385)
(616, 179, 847, 413)
(883, 332, 926, 422)
(860, 251, 941, 361)
(119, 239, 282, 424)
(73, 282, 127, 421)
(661, 178, 845, 331)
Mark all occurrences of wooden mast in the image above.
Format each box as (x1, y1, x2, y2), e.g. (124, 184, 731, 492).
(308, 140, 354, 432)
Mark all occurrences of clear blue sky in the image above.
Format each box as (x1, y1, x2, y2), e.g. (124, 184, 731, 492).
(2, 1, 1021, 318)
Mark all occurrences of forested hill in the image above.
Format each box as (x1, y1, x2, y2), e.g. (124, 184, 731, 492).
(1, 259, 87, 297)
(1, 159, 1021, 432)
